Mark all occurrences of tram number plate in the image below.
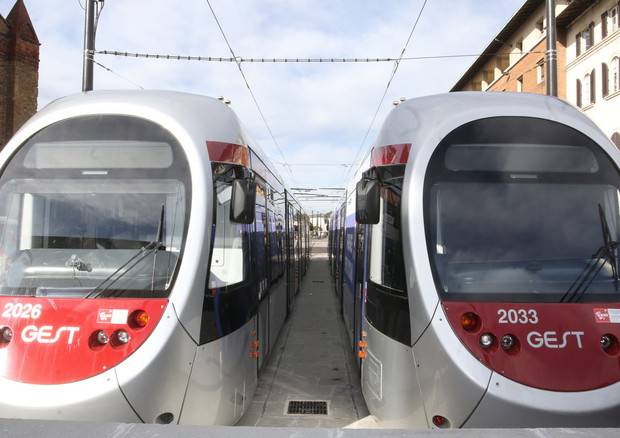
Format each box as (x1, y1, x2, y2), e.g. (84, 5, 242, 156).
(2, 303, 43, 320)
(497, 308, 538, 324)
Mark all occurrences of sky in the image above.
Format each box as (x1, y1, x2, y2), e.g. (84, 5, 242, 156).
(2, 0, 524, 212)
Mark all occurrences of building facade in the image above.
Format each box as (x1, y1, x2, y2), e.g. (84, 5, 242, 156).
(452, 0, 620, 147)
(565, 0, 620, 145)
(0, 0, 39, 147)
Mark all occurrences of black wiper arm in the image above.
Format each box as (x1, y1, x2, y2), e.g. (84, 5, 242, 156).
(561, 204, 618, 303)
(85, 204, 166, 299)
(598, 204, 619, 290)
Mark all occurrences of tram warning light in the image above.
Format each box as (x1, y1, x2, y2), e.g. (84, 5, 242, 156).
(461, 312, 480, 332)
(131, 310, 150, 328)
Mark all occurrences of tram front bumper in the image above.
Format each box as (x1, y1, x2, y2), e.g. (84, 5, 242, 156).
(0, 370, 141, 423)
(463, 372, 620, 428)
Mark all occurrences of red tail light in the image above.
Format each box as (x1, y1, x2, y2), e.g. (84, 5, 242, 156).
(370, 143, 411, 167)
(206, 141, 250, 167)
(432, 415, 449, 428)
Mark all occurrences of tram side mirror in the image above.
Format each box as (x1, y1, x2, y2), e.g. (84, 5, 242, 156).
(356, 179, 380, 224)
(230, 178, 256, 224)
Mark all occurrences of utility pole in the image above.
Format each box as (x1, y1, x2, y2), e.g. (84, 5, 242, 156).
(82, 0, 96, 92)
(545, 0, 558, 97)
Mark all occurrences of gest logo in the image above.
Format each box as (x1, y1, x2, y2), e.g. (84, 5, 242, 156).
(21, 325, 80, 344)
(527, 331, 584, 349)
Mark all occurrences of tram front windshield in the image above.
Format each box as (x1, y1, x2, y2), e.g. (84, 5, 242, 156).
(425, 117, 620, 302)
(0, 115, 191, 298)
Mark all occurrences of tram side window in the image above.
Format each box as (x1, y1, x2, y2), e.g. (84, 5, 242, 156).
(366, 180, 411, 345)
(369, 186, 407, 293)
(209, 180, 246, 288)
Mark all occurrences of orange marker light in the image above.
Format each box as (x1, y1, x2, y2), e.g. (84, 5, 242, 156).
(461, 312, 480, 332)
(131, 310, 150, 328)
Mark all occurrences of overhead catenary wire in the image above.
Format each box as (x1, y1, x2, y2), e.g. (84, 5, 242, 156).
(92, 49, 546, 64)
(203, 0, 298, 186)
(347, 0, 430, 180)
(87, 54, 144, 90)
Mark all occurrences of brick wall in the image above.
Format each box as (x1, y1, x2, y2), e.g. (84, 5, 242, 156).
(0, 1, 40, 148)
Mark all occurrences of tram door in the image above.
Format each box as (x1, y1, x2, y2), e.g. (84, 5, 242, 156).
(336, 205, 346, 314)
(285, 198, 296, 315)
(254, 183, 269, 370)
(353, 224, 366, 363)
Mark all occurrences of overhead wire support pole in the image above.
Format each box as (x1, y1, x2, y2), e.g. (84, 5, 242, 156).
(546, 0, 558, 97)
(82, 0, 96, 91)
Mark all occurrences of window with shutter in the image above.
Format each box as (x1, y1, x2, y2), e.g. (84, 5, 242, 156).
(577, 79, 582, 108)
(602, 11, 608, 38)
(603, 63, 609, 97)
(576, 32, 582, 56)
(590, 69, 596, 104)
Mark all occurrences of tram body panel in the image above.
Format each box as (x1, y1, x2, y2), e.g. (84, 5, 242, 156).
(0, 369, 140, 422)
(180, 318, 257, 425)
(361, 317, 426, 427)
(465, 373, 620, 428)
(114, 303, 196, 424)
(412, 304, 492, 428)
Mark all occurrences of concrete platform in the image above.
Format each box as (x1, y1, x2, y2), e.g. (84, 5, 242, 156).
(238, 238, 368, 427)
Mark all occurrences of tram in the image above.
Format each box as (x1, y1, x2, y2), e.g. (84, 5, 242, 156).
(0, 90, 308, 425)
(330, 92, 620, 428)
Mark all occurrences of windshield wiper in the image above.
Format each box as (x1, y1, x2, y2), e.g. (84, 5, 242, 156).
(85, 204, 166, 299)
(561, 204, 619, 303)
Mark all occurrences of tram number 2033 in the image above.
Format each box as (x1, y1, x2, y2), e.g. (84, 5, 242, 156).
(497, 308, 539, 324)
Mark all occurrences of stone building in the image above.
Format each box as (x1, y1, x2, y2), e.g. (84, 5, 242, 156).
(451, 0, 620, 147)
(0, 0, 39, 147)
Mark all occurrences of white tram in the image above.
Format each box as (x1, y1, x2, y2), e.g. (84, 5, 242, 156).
(331, 92, 620, 428)
(0, 90, 308, 425)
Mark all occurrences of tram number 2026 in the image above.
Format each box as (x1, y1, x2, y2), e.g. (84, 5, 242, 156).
(2, 303, 43, 320)
(497, 308, 539, 324)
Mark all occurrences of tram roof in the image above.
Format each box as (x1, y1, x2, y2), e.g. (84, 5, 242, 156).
(33, 90, 304, 209)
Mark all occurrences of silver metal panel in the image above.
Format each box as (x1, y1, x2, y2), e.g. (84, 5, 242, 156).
(412, 305, 491, 429)
(268, 279, 287, 355)
(4, 419, 620, 438)
(115, 303, 196, 424)
(465, 372, 620, 428)
(180, 318, 258, 425)
(0, 369, 139, 422)
(361, 319, 426, 428)
(258, 298, 269, 369)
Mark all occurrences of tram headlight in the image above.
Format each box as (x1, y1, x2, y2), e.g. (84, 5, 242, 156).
(1, 326, 13, 343)
(600, 334, 618, 355)
(479, 333, 495, 349)
(501, 334, 516, 351)
(96, 330, 109, 345)
(115, 330, 130, 344)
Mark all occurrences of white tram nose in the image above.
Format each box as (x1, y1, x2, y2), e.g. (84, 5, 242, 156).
(0, 371, 140, 422)
(463, 373, 620, 428)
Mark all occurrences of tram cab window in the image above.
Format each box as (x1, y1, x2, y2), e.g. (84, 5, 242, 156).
(369, 183, 406, 293)
(209, 173, 248, 288)
(425, 117, 620, 303)
(0, 115, 190, 298)
(366, 166, 410, 345)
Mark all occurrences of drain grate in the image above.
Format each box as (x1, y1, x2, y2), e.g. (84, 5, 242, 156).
(311, 280, 325, 284)
(286, 400, 328, 415)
